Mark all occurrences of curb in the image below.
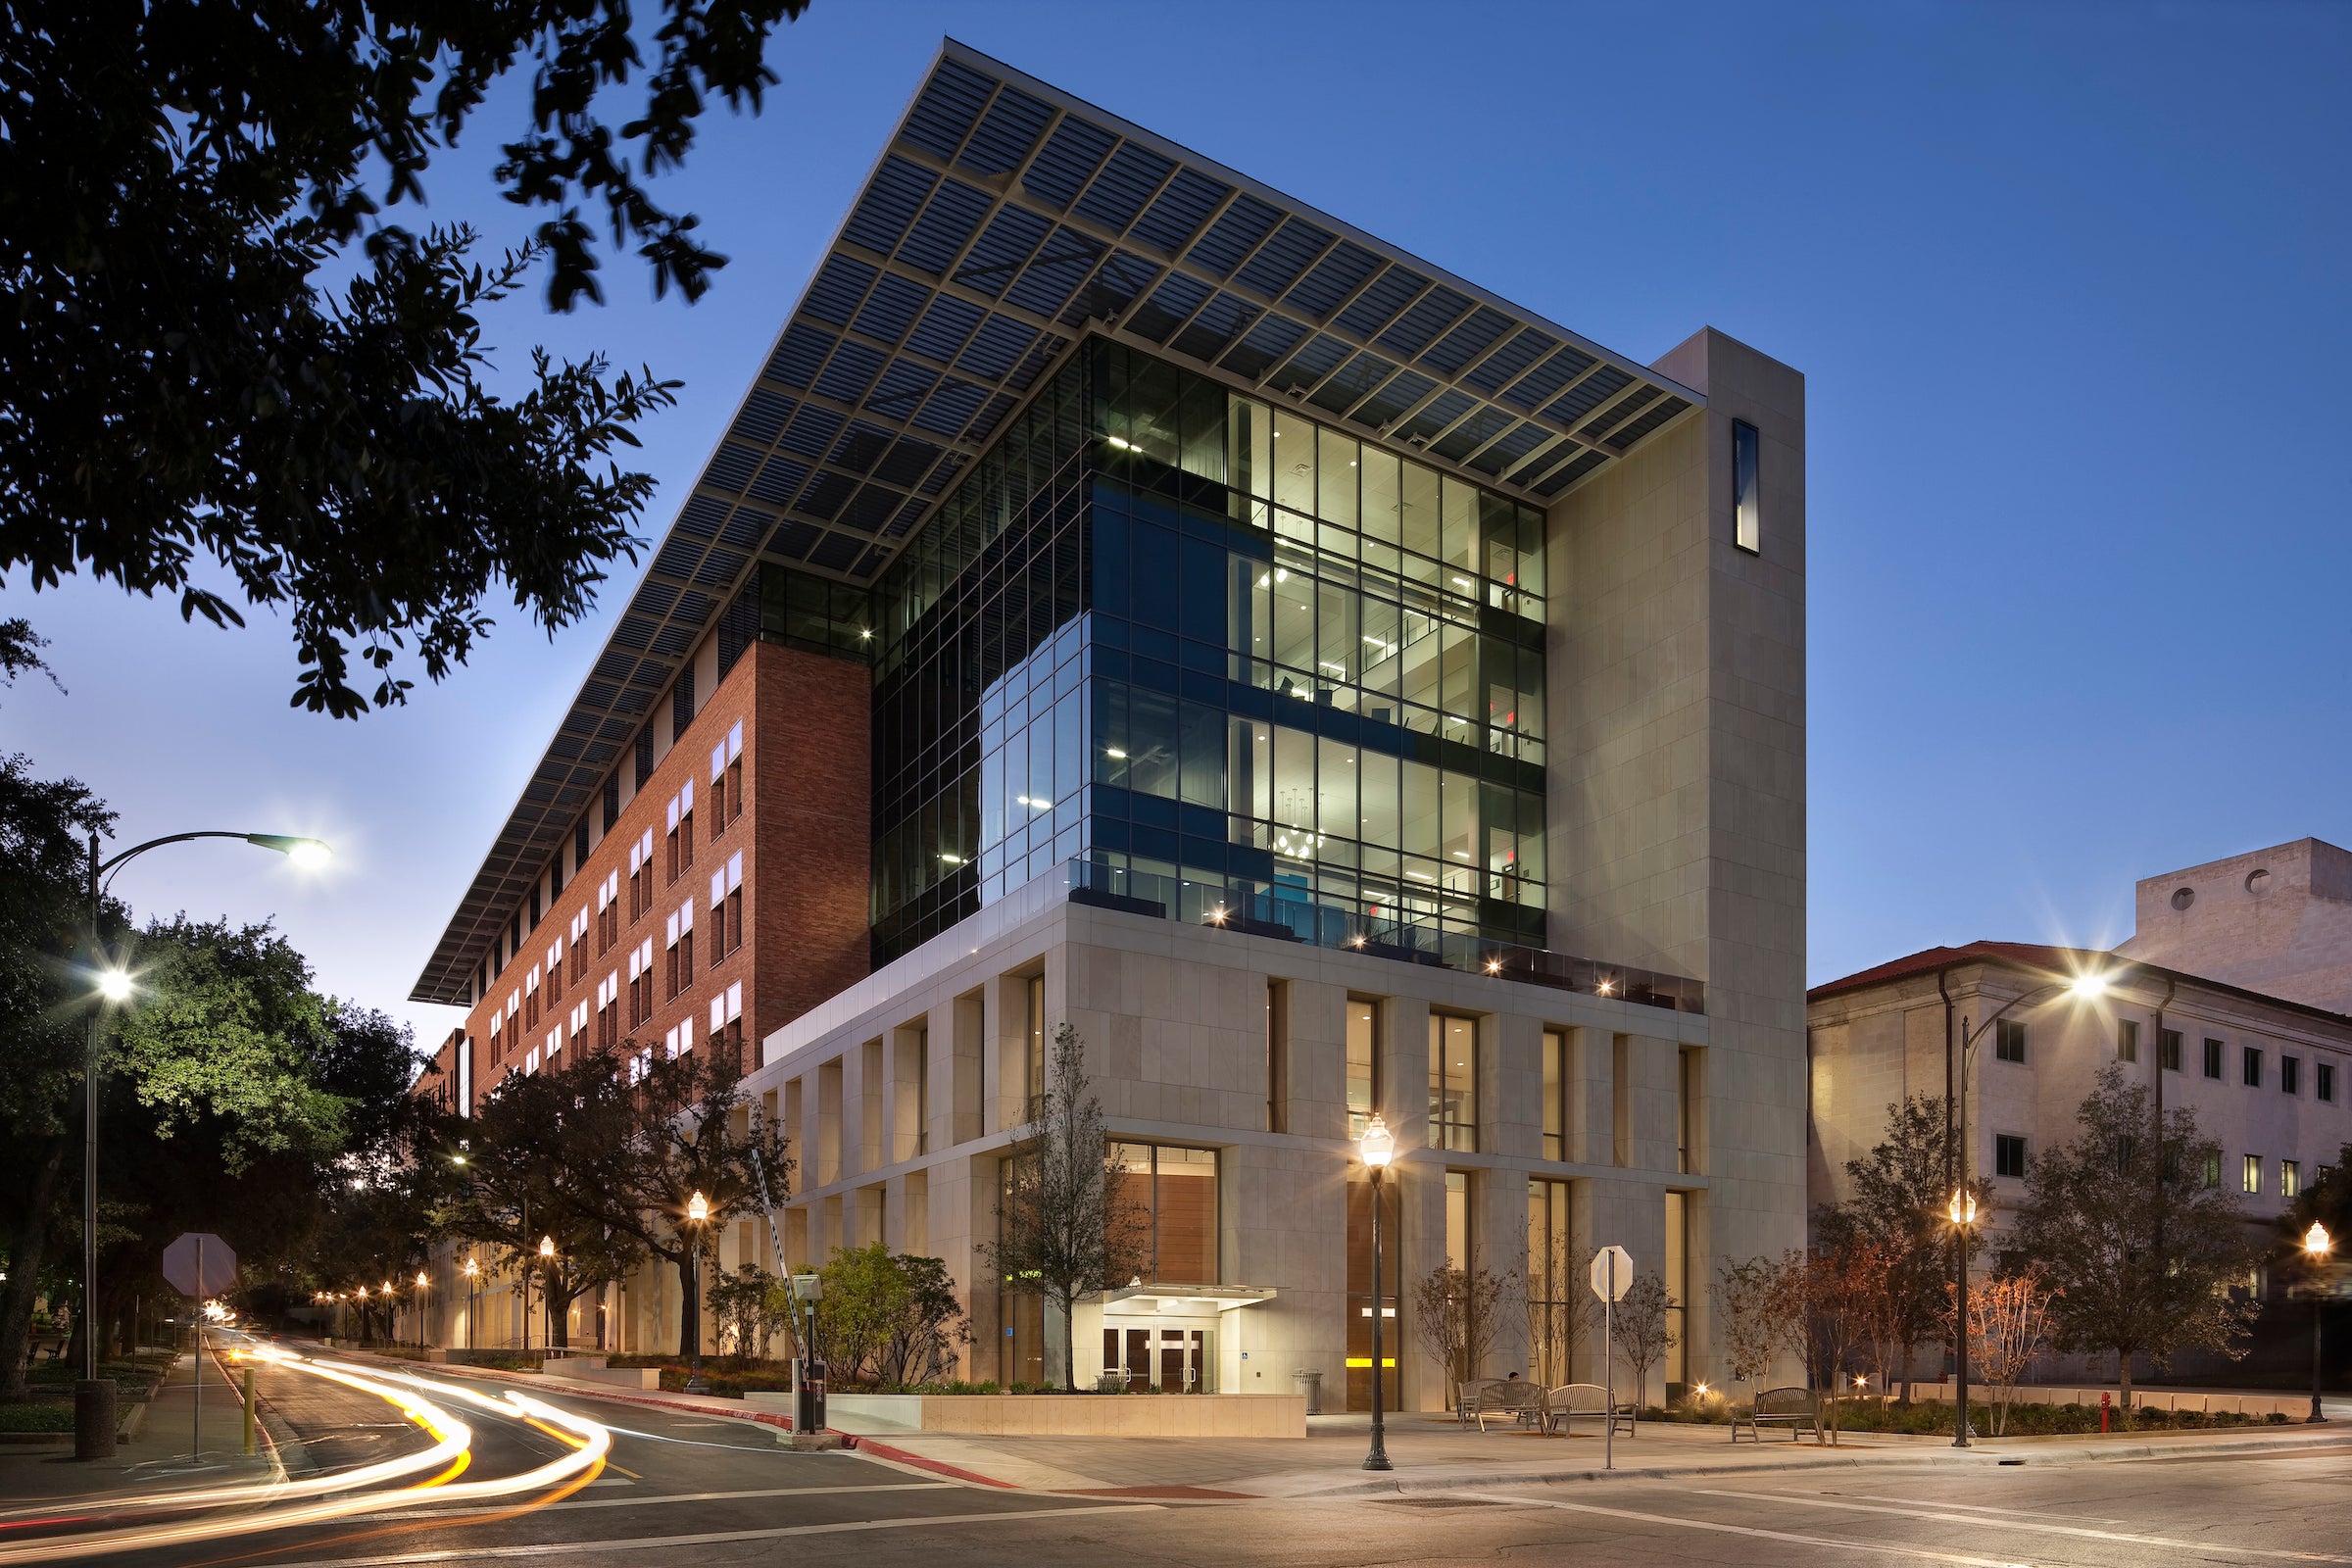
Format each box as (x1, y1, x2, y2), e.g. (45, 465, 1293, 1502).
(340, 1351, 814, 1439)
(839, 1434, 1019, 1489)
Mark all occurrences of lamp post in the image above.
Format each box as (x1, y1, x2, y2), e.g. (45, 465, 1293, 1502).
(415, 1272, 430, 1351)
(2305, 1222, 2333, 1424)
(73, 828, 330, 1460)
(1949, 966, 2109, 1447)
(683, 1193, 710, 1394)
(464, 1258, 479, 1352)
(1359, 1114, 1395, 1472)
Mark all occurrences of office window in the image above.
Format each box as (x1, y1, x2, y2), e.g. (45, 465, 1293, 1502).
(2161, 1028, 2182, 1072)
(2242, 1047, 2263, 1088)
(2320, 1062, 2337, 1103)
(1994, 1018, 2027, 1064)
(1264, 980, 1287, 1134)
(1346, 1000, 1379, 1140)
(1108, 1142, 1218, 1285)
(2117, 1019, 2137, 1063)
(2201, 1151, 2221, 1189)
(1527, 1179, 1575, 1385)
(1664, 1189, 1689, 1386)
(2281, 1055, 2301, 1096)
(1542, 1028, 1568, 1161)
(1732, 420, 1761, 554)
(1995, 1134, 2028, 1179)
(1428, 1013, 1477, 1152)
(2282, 1160, 2301, 1200)
(2203, 1038, 2224, 1079)
(2243, 1154, 2263, 1195)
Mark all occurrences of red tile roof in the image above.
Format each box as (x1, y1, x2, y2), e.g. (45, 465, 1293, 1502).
(1808, 941, 2115, 1004)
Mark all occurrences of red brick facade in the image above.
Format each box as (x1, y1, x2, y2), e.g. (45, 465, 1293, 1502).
(452, 639, 870, 1110)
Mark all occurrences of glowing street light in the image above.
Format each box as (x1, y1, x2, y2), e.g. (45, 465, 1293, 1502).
(2305, 1222, 2334, 1424)
(684, 1193, 711, 1394)
(1358, 1114, 1395, 1473)
(1948, 1190, 1978, 1227)
(74, 824, 333, 1458)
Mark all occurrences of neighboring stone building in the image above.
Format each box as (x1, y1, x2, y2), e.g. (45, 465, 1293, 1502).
(410, 41, 1809, 1407)
(2118, 838, 2352, 1016)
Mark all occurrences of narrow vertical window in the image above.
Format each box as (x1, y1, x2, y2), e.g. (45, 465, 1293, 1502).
(1542, 1029, 1567, 1161)
(1428, 1013, 1477, 1152)
(1346, 1000, 1378, 1139)
(2117, 1019, 2137, 1062)
(1731, 420, 1760, 554)
(1026, 973, 1046, 1117)
(1663, 1190, 1688, 1386)
(1265, 980, 1288, 1134)
(2161, 1028, 2182, 1072)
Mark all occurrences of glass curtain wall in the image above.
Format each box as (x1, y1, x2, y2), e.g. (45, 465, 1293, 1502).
(867, 338, 1550, 963)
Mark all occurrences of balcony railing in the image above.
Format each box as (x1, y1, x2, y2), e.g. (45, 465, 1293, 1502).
(1063, 859, 1702, 1013)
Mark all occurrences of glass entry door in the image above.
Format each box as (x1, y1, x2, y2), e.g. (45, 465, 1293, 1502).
(1102, 1323, 1214, 1391)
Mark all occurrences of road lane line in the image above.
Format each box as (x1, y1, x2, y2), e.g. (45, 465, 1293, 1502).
(1695, 1489, 2352, 1563)
(1442, 1493, 2035, 1567)
(205, 1502, 1163, 1567)
(347, 1481, 955, 1520)
(1825, 1494, 2128, 1525)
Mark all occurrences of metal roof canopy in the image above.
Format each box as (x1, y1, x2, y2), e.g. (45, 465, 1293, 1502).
(409, 38, 1704, 1007)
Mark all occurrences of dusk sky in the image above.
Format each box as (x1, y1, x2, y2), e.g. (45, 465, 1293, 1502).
(8, 1, 2348, 1059)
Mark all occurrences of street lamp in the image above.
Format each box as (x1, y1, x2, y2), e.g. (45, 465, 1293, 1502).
(2305, 1222, 2333, 1424)
(415, 1271, 430, 1350)
(1358, 1114, 1395, 1473)
(538, 1238, 558, 1354)
(464, 1257, 479, 1353)
(1948, 965, 2109, 1447)
(684, 1192, 710, 1394)
(74, 826, 330, 1460)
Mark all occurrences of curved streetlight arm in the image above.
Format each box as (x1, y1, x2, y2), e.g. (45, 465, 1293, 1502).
(1959, 977, 2095, 1059)
(99, 830, 325, 897)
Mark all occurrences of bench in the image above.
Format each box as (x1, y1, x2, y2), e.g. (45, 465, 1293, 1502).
(1732, 1385, 1821, 1443)
(1456, 1379, 1507, 1427)
(1543, 1383, 1634, 1437)
(1467, 1379, 1546, 1430)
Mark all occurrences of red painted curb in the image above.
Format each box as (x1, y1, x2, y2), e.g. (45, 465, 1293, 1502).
(841, 1434, 1016, 1489)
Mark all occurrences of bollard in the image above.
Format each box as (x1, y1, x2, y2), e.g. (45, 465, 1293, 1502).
(2100, 1390, 2111, 1434)
(243, 1365, 257, 1455)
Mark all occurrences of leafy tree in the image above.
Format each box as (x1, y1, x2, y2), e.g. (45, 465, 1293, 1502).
(985, 1024, 1147, 1392)
(2001, 1063, 2258, 1406)
(1817, 1094, 1989, 1399)
(1, 1, 811, 716)
(706, 1263, 791, 1361)
(0, 754, 112, 1395)
(816, 1245, 970, 1388)
(1797, 1235, 1892, 1444)
(1947, 1270, 2058, 1437)
(1610, 1271, 1676, 1425)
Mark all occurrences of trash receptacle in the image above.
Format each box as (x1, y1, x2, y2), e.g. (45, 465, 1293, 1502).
(1294, 1369, 1322, 1415)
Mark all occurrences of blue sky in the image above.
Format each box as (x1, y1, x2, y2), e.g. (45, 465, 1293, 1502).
(8, 1, 2348, 1053)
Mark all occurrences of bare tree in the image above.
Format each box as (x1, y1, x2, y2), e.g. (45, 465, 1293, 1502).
(1717, 1255, 1782, 1394)
(983, 1024, 1147, 1391)
(1412, 1258, 1514, 1404)
(1951, 1270, 2058, 1437)
(1611, 1271, 1677, 1425)
(1526, 1233, 1599, 1386)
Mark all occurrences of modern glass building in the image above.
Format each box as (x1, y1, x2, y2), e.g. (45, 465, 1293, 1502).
(417, 40, 1808, 1410)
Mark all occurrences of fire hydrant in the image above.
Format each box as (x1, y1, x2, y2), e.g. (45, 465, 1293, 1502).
(2100, 1390, 2111, 1434)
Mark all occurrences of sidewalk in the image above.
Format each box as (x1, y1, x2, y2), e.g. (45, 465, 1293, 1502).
(0, 1351, 274, 1505)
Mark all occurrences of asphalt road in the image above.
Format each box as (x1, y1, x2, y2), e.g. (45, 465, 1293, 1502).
(20, 1352, 2351, 1567)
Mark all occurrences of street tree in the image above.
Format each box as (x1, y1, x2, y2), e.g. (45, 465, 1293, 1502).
(816, 1245, 970, 1388)
(1412, 1257, 1515, 1400)
(1, 1, 810, 716)
(1611, 1271, 1677, 1423)
(1816, 1094, 1989, 1399)
(1717, 1255, 1783, 1395)
(985, 1024, 1148, 1392)
(1949, 1270, 2058, 1437)
(2002, 1063, 2258, 1406)
(1526, 1230, 1599, 1386)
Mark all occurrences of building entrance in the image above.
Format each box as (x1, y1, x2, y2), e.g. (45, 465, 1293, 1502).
(1105, 1323, 1213, 1392)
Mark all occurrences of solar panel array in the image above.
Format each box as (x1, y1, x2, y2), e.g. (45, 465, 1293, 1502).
(410, 41, 1702, 1006)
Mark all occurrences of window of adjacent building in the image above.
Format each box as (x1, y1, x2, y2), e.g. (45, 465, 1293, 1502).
(2282, 1160, 2301, 1200)
(1444, 1170, 1472, 1270)
(1994, 1019, 2027, 1064)
(1428, 1013, 1477, 1152)
(1995, 1134, 2028, 1179)
(1664, 1190, 1689, 1386)
(1732, 420, 1761, 554)
(1346, 1000, 1379, 1140)
(2203, 1037, 2224, 1079)
(2281, 1054, 2301, 1096)
(2202, 1151, 2222, 1189)
(2243, 1046, 2263, 1088)
(2243, 1153, 2263, 1195)
(666, 779, 695, 883)
(1108, 1142, 1218, 1285)
(2321, 1062, 2338, 1103)
(1542, 1028, 1568, 1161)
(1677, 1048, 1698, 1175)
(1025, 974, 1046, 1119)
(1527, 1178, 1575, 1386)
(1264, 980, 1287, 1134)
(2117, 1019, 2138, 1063)
(2161, 1028, 2182, 1072)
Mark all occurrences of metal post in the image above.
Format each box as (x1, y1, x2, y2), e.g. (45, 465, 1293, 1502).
(1363, 1165, 1390, 1471)
(2313, 1298, 2327, 1424)
(1954, 1015, 1971, 1448)
(242, 1364, 256, 1455)
(192, 1236, 204, 1461)
(1603, 1250, 1615, 1473)
(684, 1223, 708, 1395)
